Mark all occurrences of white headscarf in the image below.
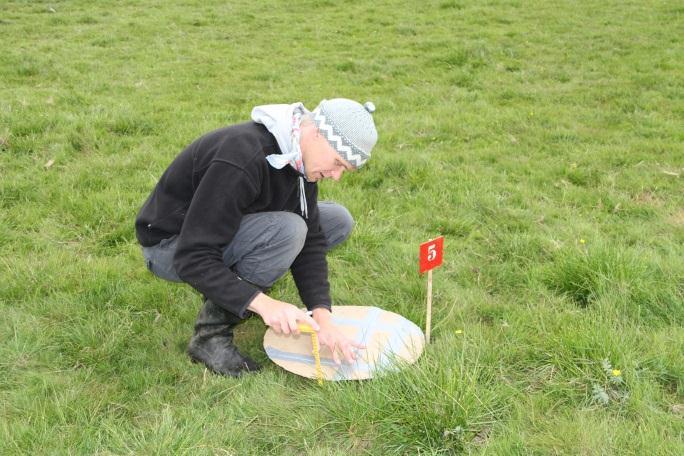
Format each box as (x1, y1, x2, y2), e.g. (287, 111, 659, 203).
(251, 102, 310, 218)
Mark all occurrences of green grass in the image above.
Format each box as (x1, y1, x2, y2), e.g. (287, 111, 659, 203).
(1, 0, 683, 453)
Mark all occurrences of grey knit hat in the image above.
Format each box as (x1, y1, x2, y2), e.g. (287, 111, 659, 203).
(312, 98, 378, 168)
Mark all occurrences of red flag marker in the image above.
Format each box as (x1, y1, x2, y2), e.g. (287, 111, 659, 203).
(419, 236, 444, 274)
(419, 236, 444, 343)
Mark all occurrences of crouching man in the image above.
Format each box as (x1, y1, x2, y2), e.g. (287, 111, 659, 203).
(135, 99, 377, 376)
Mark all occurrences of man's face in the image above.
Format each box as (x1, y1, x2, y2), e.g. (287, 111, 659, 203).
(300, 123, 354, 182)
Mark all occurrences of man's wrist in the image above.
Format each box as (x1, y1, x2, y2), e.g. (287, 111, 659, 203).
(312, 307, 332, 324)
(246, 292, 267, 315)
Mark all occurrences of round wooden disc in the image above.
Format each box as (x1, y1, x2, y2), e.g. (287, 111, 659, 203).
(263, 306, 425, 381)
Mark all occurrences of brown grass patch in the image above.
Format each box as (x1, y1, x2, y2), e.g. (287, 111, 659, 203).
(669, 209, 684, 227)
(634, 191, 663, 207)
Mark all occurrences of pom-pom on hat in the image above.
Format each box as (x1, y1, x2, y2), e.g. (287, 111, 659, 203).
(312, 98, 378, 168)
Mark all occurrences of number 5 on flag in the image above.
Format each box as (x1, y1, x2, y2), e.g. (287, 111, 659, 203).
(419, 236, 444, 274)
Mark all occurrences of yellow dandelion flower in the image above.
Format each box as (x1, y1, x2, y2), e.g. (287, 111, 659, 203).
(455, 330, 463, 334)
(580, 239, 586, 244)
(612, 369, 621, 377)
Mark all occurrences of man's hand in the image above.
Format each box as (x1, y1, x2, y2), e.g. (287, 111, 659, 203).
(247, 293, 319, 335)
(313, 308, 366, 365)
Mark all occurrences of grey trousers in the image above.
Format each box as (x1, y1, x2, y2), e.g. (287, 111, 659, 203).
(142, 202, 354, 288)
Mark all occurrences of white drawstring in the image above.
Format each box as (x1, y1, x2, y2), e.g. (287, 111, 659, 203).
(299, 176, 308, 219)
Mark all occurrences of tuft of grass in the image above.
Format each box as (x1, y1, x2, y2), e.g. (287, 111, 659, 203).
(544, 243, 683, 325)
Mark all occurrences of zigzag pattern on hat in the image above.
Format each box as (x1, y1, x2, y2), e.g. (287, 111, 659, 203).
(313, 109, 368, 167)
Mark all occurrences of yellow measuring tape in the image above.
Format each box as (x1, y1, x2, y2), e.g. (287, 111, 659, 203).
(298, 323, 323, 385)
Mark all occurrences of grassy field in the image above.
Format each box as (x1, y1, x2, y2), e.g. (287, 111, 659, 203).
(1, 0, 683, 453)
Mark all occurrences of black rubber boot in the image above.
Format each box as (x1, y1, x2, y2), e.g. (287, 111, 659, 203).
(187, 299, 261, 377)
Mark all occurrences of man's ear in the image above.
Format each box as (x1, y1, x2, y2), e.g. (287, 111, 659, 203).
(309, 123, 320, 138)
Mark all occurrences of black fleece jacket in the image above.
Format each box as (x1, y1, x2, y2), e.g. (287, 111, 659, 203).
(135, 122, 331, 318)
